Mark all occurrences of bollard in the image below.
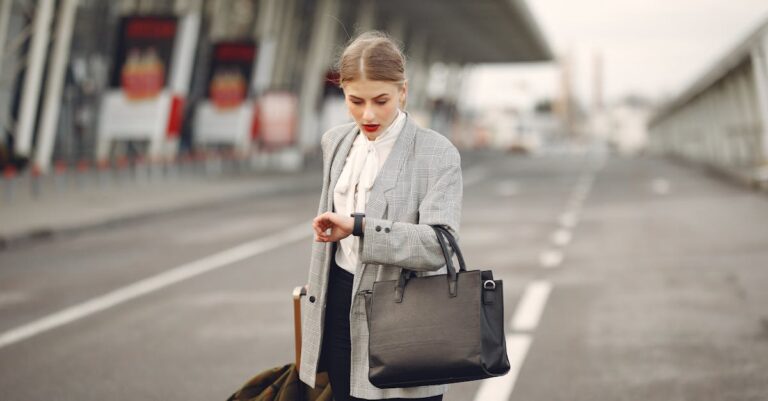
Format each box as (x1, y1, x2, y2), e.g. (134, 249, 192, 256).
(115, 156, 130, 186)
(30, 164, 42, 199)
(96, 159, 111, 189)
(166, 156, 179, 181)
(134, 156, 149, 185)
(54, 161, 68, 192)
(192, 150, 206, 176)
(3, 165, 17, 203)
(177, 153, 191, 179)
(75, 160, 90, 190)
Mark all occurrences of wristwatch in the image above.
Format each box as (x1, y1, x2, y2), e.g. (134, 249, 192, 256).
(350, 213, 365, 237)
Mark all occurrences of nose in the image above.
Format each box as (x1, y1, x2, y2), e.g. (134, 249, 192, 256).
(362, 105, 375, 121)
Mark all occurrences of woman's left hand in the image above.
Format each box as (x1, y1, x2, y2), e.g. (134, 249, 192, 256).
(313, 212, 354, 242)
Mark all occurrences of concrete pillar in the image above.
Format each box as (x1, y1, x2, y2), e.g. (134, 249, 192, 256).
(723, 76, 740, 167)
(712, 93, 723, 164)
(386, 15, 406, 44)
(0, 0, 12, 69)
(272, 0, 297, 89)
(444, 63, 465, 103)
(14, 0, 54, 158)
(750, 32, 768, 164)
(704, 93, 719, 163)
(252, 0, 279, 95)
(406, 32, 428, 111)
(34, 0, 79, 173)
(297, 0, 340, 152)
(147, 6, 201, 159)
(354, 0, 376, 34)
(734, 69, 756, 164)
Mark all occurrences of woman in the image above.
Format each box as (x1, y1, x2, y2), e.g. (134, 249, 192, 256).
(299, 31, 463, 401)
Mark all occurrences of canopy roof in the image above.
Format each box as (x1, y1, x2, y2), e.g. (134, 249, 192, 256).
(382, 0, 552, 63)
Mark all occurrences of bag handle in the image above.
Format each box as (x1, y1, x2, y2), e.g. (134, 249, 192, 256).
(394, 225, 464, 302)
(433, 225, 466, 272)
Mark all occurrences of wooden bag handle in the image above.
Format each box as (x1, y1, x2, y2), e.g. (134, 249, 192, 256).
(292, 285, 308, 367)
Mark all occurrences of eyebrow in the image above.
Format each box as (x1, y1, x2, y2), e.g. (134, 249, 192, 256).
(349, 94, 389, 100)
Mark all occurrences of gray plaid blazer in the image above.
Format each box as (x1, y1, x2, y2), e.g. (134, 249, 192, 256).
(299, 114, 463, 399)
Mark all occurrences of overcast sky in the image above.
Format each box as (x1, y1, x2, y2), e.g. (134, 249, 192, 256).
(462, 0, 768, 110)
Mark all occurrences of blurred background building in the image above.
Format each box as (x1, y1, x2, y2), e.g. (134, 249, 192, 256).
(1, 0, 768, 189)
(0, 0, 552, 175)
(647, 18, 768, 186)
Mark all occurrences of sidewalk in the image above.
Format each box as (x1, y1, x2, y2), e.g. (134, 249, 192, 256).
(0, 154, 322, 250)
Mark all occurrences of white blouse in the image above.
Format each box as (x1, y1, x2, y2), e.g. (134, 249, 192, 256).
(333, 109, 406, 274)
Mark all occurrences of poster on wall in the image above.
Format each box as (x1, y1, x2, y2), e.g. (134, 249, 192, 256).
(110, 15, 178, 100)
(207, 41, 256, 110)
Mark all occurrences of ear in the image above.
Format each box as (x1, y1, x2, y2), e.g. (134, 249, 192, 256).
(400, 81, 408, 103)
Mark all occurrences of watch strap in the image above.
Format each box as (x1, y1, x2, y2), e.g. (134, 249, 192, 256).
(351, 213, 365, 237)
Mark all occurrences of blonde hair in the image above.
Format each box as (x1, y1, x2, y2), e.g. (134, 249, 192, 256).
(337, 31, 407, 108)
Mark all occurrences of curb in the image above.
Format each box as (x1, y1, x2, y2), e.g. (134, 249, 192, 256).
(0, 175, 321, 251)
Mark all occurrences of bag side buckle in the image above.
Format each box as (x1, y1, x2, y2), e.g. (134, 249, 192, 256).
(483, 280, 496, 304)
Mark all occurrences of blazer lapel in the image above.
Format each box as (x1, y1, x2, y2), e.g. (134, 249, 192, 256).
(327, 125, 359, 211)
(365, 113, 417, 220)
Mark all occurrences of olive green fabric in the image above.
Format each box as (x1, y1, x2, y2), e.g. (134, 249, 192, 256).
(228, 364, 331, 401)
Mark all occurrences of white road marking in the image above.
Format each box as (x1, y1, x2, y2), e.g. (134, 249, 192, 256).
(497, 180, 519, 197)
(569, 196, 585, 209)
(173, 215, 288, 244)
(567, 200, 583, 212)
(551, 229, 572, 246)
(539, 249, 563, 268)
(472, 334, 532, 401)
(472, 169, 596, 400)
(651, 178, 671, 195)
(0, 222, 311, 349)
(0, 291, 31, 308)
(578, 176, 594, 187)
(559, 212, 578, 229)
(463, 166, 487, 187)
(512, 280, 553, 332)
(574, 187, 590, 198)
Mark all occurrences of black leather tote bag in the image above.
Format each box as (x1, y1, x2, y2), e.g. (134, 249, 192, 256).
(365, 225, 510, 389)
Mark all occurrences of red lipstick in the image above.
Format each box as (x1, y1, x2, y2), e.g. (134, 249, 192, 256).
(362, 124, 380, 133)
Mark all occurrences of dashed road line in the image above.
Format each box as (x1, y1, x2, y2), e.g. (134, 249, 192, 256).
(511, 280, 553, 332)
(497, 180, 520, 197)
(651, 178, 671, 195)
(464, 166, 488, 187)
(472, 334, 533, 401)
(559, 212, 578, 229)
(474, 166, 600, 401)
(551, 229, 572, 246)
(539, 249, 563, 268)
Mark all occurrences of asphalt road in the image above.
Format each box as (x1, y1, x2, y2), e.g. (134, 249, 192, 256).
(1, 149, 767, 400)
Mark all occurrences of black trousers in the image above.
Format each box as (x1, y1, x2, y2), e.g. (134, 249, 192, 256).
(319, 257, 443, 401)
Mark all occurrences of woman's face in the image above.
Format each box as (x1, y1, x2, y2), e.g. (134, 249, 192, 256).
(343, 79, 406, 139)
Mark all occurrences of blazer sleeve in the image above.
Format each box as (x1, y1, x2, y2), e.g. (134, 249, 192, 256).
(360, 145, 462, 271)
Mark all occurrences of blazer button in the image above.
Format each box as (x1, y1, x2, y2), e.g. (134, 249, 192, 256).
(384, 228, 391, 233)
(375, 226, 382, 232)
(309, 295, 316, 303)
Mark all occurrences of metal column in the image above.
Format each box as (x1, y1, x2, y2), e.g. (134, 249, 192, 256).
(297, 0, 339, 152)
(14, 0, 54, 158)
(750, 31, 768, 165)
(34, 0, 79, 173)
(354, 0, 375, 34)
(0, 0, 12, 68)
(272, 0, 298, 89)
(252, 0, 278, 95)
